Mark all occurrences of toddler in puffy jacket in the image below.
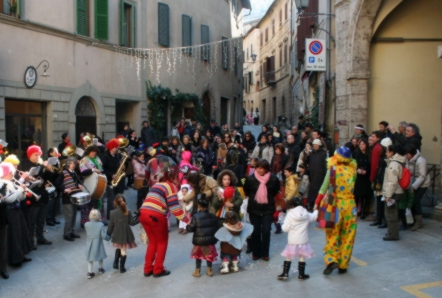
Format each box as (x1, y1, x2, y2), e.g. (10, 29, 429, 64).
(277, 197, 318, 281)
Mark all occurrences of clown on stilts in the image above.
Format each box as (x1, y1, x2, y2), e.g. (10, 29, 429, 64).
(314, 146, 358, 275)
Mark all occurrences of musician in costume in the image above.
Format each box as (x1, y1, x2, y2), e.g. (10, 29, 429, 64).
(101, 138, 125, 220)
(1, 159, 33, 268)
(19, 145, 52, 248)
(57, 132, 71, 162)
(145, 145, 177, 188)
(45, 148, 62, 226)
(56, 156, 85, 242)
(140, 165, 188, 278)
(79, 145, 106, 225)
(0, 163, 28, 278)
(314, 146, 358, 275)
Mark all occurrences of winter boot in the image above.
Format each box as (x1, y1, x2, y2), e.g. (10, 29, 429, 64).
(192, 268, 201, 277)
(232, 261, 239, 273)
(277, 261, 291, 280)
(411, 215, 422, 231)
(298, 262, 309, 280)
(206, 267, 213, 277)
(246, 237, 252, 254)
(113, 249, 121, 269)
(220, 262, 229, 274)
(275, 223, 282, 234)
(120, 255, 127, 273)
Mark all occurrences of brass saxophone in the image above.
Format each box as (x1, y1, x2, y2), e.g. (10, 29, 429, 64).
(111, 151, 128, 187)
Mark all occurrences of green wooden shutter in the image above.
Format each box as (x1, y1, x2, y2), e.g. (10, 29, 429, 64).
(16, 0, 21, 19)
(120, 0, 125, 45)
(182, 15, 192, 55)
(77, 0, 88, 36)
(158, 3, 169, 47)
(95, 0, 108, 40)
(131, 5, 136, 47)
(222, 36, 228, 70)
(201, 25, 210, 61)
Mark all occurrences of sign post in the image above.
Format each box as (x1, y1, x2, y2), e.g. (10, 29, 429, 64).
(305, 39, 326, 71)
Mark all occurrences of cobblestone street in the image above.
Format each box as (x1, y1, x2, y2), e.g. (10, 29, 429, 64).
(2, 188, 442, 298)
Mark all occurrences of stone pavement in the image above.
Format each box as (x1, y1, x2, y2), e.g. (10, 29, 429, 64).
(2, 188, 442, 298)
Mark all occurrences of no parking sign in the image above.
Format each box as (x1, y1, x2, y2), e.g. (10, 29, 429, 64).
(305, 39, 326, 71)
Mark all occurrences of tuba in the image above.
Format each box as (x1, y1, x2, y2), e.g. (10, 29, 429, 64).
(82, 133, 95, 148)
(61, 145, 77, 168)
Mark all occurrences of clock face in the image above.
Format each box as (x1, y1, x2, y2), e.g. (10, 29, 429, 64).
(24, 66, 37, 88)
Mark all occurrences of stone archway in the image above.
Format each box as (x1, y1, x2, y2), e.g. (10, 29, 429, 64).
(75, 97, 97, 144)
(334, 0, 383, 144)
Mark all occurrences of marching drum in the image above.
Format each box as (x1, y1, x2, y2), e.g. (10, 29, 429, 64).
(83, 172, 107, 200)
(70, 192, 91, 206)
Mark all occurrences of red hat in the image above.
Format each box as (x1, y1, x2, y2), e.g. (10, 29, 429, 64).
(27, 145, 42, 159)
(106, 139, 120, 151)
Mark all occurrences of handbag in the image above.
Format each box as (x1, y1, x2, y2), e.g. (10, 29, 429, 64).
(316, 166, 340, 230)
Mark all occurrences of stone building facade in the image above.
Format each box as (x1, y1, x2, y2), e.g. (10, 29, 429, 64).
(0, 0, 249, 158)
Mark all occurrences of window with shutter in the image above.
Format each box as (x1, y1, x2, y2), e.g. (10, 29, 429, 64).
(285, 3, 288, 20)
(265, 28, 268, 42)
(95, 0, 108, 40)
(222, 36, 229, 70)
(16, 0, 21, 19)
(120, 1, 136, 47)
(272, 19, 275, 36)
(284, 44, 288, 64)
(280, 48, 282, 67)
(260, 33, 263, 47)
(249, 71, 254, 85)
(158, 2, 169, 47)
(260, 64, 263, 84)
(77, 0, 88, 36)
(251, 44, 253, 56)
(279, 9, 282, 27)
(131, 5, 136, 47)
(182, 15, 192, 55)
(201, 25, 210, 61)
(246, 48, 249, 59)
(234, 46, 238, 75)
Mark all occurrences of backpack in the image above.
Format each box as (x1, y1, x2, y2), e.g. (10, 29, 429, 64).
(393, 161, 411, 189)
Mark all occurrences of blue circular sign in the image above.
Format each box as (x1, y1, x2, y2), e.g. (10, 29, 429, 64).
(309, 41, 323, 55)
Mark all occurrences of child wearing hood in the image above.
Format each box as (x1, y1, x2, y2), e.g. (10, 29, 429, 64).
(179, 150, 193, 185)
(277, 197, 318, 281)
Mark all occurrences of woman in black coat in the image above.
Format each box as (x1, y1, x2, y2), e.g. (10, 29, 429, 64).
(186, 197, 219, 277)
(195, 138, 216, 176)
(242, 131, 256, 156)
(353, 139, 372, 219)
(243, 159, 280, 261)
(306, 141, 328, 211)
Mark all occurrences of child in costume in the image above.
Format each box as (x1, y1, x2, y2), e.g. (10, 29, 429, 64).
(85, 209, 111, 279)
(215, 211, 253, 274)
(186, 197, 219, 277)
(178, 185, 193, 235)
(213, 169, 243, 228)
(107, 195, 139, 274)
(277, 197, 318, 281)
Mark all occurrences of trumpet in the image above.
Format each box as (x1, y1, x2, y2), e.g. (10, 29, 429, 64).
(12, 178, 41, 201)
(18, 171, 44, 188)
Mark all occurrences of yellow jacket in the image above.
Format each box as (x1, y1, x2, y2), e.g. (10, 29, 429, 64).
(285, 174, 300, 200)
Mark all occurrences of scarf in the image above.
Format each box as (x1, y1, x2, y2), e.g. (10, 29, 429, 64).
(254, 171, 271, 204)
(88, 156, 102, 171)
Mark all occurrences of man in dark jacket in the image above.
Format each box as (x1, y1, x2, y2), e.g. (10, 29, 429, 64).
(306, 139, 328, 211)
(58, 132, 71, 161)
(291, 126, 301, 145)
(140, 121, 156, 148)
(101, 139, 125, 220)
(404, 123, 422, 151)
(243, 159, 280, 260)
(379, 121, 395, 143)
(285, 134, 301, 168)
(207, 119, 221, 136)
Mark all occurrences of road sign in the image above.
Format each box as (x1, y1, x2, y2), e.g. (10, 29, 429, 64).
(305, 38, 326, 71)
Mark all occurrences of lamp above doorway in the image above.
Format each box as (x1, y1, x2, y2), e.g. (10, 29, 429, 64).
(36, 60, 50, 79)
(244, 53, 257, 64)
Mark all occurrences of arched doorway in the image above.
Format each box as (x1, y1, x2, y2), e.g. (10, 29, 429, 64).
(75, 97, 97, 145)
(202, 92, 211, 122)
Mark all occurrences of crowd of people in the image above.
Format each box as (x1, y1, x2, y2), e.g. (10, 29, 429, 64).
(0, 115, 430, 282)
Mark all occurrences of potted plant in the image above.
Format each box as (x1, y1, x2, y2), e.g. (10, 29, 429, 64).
(8, 0, 17, 17)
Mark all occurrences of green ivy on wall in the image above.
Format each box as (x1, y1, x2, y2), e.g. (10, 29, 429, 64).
(146, 80, 207, 139)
